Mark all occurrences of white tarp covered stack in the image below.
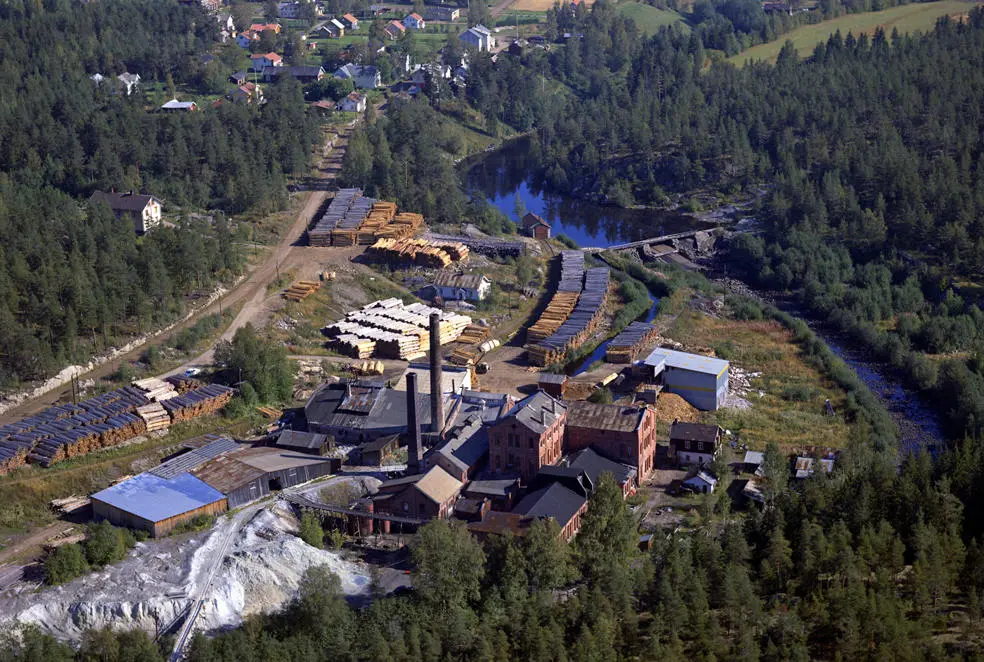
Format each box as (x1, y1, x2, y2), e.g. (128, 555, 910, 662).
(131, 378, 178, 402)
(324, 299, 470, 361)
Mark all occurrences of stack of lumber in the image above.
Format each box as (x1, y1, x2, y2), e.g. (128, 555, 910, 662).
(606, 321, 660, 363)
(326, 299, 471, 361)
(257, 406, 282, 419)
(137, 402, 171, 433)
(527, 292, 580, 342)
(132, 377, 177, 402)
(366, 238, 468, 268)
(353, 360, 385, 376)
(449, 347, 480, 366)
(376, 212, 424, 240)
(456, 324, 491, 345)
(558, 250, 586, 292)
(0, 387, 153, 469)
(0, 443, 27, 475)
(166, 374, 202, 393)
(162, 385, 235, 422)
(528, 268, 611, 366)
(335, 334, 376, 358)
(50, 496, 91, 514)
(284, 280, 321, 302)
(425, 232, 526, 258)
(43, 532, 87, 551)
(309, 188, 361, 246)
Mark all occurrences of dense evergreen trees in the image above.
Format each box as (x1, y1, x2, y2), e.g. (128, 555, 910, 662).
(0, 0, 318, 385)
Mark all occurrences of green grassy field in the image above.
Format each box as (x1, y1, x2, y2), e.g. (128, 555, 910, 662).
(728, 0, 978, 65)
(616, 2, 689, 34)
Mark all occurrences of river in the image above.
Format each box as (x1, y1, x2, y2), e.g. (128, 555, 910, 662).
(463, 141, 947, 450)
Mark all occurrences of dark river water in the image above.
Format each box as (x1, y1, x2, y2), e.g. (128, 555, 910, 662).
(463, 140, 947, 450)
(464, 137, 709, 247)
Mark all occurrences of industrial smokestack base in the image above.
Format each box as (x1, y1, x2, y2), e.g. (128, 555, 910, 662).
(429, 312, 444, 435)
(406, 372, 423, 474)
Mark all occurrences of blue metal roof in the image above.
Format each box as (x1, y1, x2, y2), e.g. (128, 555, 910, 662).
(91, 472, 226, 523)
(644, 347, 729, 376)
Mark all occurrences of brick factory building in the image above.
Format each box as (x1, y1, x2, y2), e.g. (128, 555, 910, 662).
(488, 391, 567, 484)
(564, 401, 657, 483)
(375, 465, 464, 519)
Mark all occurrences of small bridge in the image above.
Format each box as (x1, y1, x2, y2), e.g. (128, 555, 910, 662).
(583, 227, 721, 253)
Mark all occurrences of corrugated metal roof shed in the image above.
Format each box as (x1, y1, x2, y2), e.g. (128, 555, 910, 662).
(91, 472, 225, 523)
(644, 348, 729, 376)
(235, 447, 337, 472)
(276, 430, 332, 451)
(149, 435, 239, 478)
(192, 454, 266, 494)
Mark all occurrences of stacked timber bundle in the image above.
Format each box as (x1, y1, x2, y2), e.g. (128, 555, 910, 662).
(334, 334, 376, 358)
(558, 251, 586, 292)
(137, 402, 171, 433)
(375, 212, 424, 240)
(606, 321, 660, 363)
(0, 442, 28, 475)
(425, 233, 526, 258)
(527, 292, 580, 342)
(366, 238, 468, 268)
(30, 413, 148, 467)
(528, 268, 611, 367)
(165, 374, 202, 393)
(326, 300, 471, 361)
(309, 188, 360, 246)
(449, 347, 480, 366)
(456, 324, 491, 345)
(284, 280, 321, 302)
(162, 385, 235, 423)
(132, 377, 177, 402)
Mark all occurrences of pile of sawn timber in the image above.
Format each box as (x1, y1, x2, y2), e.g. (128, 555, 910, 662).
(425, 233, 526, 258)
(162, 385, 235, 422)
(366, 238, 469, 268)
(528, 265, 611, 367)
(606, 321, 660, 363)
(527, 251, 585, 343)
(0, 387, 150, 470)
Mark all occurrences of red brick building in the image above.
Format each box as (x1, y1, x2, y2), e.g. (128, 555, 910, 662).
(564, 401, 657, 484)
(488, 391, 566, 484)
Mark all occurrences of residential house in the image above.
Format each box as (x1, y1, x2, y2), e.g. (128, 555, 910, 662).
(384, 20, 406, 40)
(251, 52, 283, 72)
(668, 421, 722, 467)
(236, 32, 258, 48)
(403, 12, 425, 29)
(88, 191, 163, 234)
(249, 22, 282, 34)
(160, 99, 198, 112)
(228, 82, 262, 104)
(794, 455, 835, 479)
(459, 24, 496, 52)
(116, 72, 141, 95)
(743, 450, 764, 475)
(522, 212, 551, 239)
(230, 70, 249, 85)
(337, 91, 367, 113)
(334, 64, 381, 89)
(644, 347, 729, 411)
(270, 65, 326, 83)
(488, 391, 567, 484)
(374, 465, 463, 519)
(432, 272, 492, 301)
(325, 18, 346, 37)
(683, 469, 718, 494)
(90, 73, 106, 85)
(424, 4, 460, 21)
(564, 400, 657, 483)
(216, 12, 235, 31)
(340, 13, 359, 29)
(278, 1, 301, 18)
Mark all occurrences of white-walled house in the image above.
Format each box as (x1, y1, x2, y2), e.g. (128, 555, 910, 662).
(433, 273, 492, 301)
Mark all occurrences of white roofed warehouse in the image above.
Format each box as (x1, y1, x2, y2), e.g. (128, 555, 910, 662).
(644, 348, 729, 411)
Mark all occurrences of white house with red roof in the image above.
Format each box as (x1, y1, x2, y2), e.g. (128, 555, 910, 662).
(250, 52, 283, 72)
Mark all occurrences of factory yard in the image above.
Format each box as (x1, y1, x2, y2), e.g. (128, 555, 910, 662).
(0, 187, 871, 648)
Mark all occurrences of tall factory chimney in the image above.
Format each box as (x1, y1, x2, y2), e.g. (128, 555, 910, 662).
(406, 372, 423, 474)
(429, 312, 444, 435)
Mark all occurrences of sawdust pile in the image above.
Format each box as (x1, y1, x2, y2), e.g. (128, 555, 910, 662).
(654, 392, 699, 423)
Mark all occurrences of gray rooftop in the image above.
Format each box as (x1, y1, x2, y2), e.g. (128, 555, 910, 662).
(513, 482, 585, 526)
(644, 347, 729, 376)
(150, 435, 239, 479)
(500, 391, 565, 434)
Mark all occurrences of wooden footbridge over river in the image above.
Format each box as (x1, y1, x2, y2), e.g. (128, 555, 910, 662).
(582, 227, 721, 253)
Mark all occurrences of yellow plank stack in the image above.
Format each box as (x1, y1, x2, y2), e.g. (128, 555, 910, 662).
(366, 238, 469, 268)
(284, 280, 321, 302)
(527, 292, 580, 342)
